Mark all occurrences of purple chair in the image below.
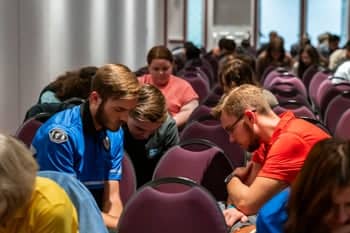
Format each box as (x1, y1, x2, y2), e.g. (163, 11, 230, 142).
(308, 70, 331, 107)
(259, 65, 276, 84)
(152, 142, 232, 201)
(324, 91, 350, 135)
(117, 177, 227, 233)
(120, 152, 137, 206)
(273, 101, 316, 119)
(15, 117, 43, 148)
(202, 91, 222, 107)
(302, 65, 320, 92)
(334, 108, 350, 140)
(183, 76, 210, 103)
(316, 81, 350, 119)
(188, 105, 218, 125)
(180, 121, 246, 168)
(262, 67, 291, 88)
(266, 75, 307, 98)
(269, 82, 310, 108)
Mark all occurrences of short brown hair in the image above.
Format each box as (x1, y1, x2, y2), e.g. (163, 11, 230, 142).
(129, 84, 167, 123)
(92, 64, 140, 101)
(147, 45, 174, 65)
(211, 84, 270, 119)
(0, 134, 38, 222)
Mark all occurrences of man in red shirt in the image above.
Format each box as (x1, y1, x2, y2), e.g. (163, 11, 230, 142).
(212, 84, 330, 227)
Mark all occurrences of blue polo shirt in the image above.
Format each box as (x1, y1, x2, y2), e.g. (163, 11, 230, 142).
(33, 103, 124, 206)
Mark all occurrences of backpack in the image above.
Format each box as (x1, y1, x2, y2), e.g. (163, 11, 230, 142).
(24, 97, 85, 123)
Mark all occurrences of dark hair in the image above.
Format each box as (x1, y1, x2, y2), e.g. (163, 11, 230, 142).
(184, 42, 201, 60)
(49, 66, 97, 101)
(266, 37, 286, 61)
(285, 138, 350, 233)
(218, 38, 236, 53)
(297, 44, 320, 78)
(147, 45, 174, 65)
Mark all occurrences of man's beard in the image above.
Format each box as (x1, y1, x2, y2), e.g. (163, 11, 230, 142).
(95, 101, 120, 131)
(244, 122, 260, 152)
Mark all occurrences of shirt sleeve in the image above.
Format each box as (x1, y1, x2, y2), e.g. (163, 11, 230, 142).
(107, 130, 124, 181)
(34, 126, 78, 177)
(257, 133, 308, 183)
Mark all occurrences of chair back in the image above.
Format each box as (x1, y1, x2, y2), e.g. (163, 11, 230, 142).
(152, 143, 233, 201)
(334, 108, 350, 140)
(119, 152, 137, 205)
(324, 91, 350, 134)
(180, 121, 246, 167)
(117, 177, 227, 233)
(308, 70, 331, 106)
(38, 171, 108, 233)
(15, 117, 43, 148)
(302, 65, 319, 92)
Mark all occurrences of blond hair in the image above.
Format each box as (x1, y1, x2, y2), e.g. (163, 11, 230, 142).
(92, 63, 140, 101)
(0, 134, 38, 222)
(212, 84, 271, 118)
(129, 84, 167, 123)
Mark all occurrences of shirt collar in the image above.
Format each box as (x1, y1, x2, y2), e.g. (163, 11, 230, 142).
(81, 101, 99, 135)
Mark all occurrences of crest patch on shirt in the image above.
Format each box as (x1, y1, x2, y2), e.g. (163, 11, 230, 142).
(49, 128, 68, 143)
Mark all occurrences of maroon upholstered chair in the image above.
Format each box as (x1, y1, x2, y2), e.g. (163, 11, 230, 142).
(324, 91, 350, 135)
(14, 117, 43, 148)
(273, 101, 316, 119)
(180, 120, 246, 168)
(334, 108, 350, 140)
(119, 152, 137, 206)
(152, 143, 233, 202)
(117, 177, 227, 233)
(302, 65, 320, 92)
(308, 70, 332, 107)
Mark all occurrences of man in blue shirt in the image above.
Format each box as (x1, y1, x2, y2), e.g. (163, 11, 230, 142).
(32, 64, 140, 230)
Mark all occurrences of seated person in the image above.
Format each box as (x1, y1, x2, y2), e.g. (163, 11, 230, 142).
(123, 84, 179, 187)
(138, 45, 199, 128)
(0, 134, 78, 233)
(38, 66, 97, 104)
(211, 84, 330, 229)
(257, 138, 350, 233)
(219, 58, 278, 108)
(32, 64, 140, 230)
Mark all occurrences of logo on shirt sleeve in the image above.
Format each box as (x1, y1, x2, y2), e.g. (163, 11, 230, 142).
(49, 128, 68, 144)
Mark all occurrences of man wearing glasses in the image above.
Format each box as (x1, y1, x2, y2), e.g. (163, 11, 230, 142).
(212, 84, 329, 229)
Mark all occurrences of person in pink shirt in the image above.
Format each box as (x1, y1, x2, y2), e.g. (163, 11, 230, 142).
(138, 45, 199, 128)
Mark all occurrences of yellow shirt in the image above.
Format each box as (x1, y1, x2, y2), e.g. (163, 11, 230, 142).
(0, 177, 78, 233)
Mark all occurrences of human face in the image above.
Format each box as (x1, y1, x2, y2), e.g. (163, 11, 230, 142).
(127, 117, 162, 140)
(95, 98, 138, 131)
(148, 59, 173, 87)
(221, 110, 260, 152)
(324, 187, 350, 232)
(301, 51, 311, 65)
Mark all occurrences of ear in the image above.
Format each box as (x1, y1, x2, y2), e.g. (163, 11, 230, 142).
(89, 91, 101, 105)
(244, 109, 256, 124)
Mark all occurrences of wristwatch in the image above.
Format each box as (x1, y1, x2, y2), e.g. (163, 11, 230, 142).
(224, 172, 239, 184)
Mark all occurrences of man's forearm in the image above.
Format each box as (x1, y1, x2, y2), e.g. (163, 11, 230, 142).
(102, 212, 119, 229)
(227, 176, 257, 215)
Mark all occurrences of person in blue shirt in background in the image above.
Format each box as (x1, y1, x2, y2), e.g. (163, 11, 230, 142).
(32, 63, 140, 230)
(257, 138, 350, 233)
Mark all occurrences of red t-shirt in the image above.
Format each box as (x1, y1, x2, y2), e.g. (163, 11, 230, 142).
(138, 74, 198, 116)
(252, 111, 330, 184)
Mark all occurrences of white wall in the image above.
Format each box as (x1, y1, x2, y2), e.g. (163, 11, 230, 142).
(0, 0, 164, 134)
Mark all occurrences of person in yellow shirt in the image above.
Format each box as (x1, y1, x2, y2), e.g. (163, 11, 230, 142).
(0, 134, 78, 233)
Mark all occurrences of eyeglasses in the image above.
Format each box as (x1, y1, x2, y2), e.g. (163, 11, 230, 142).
(224, 109, 256, 135)
(224, 114, 244, 135)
